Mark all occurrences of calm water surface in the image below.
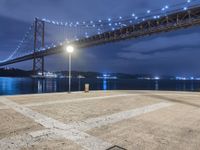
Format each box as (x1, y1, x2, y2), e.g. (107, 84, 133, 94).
(0, 77, 200, 95)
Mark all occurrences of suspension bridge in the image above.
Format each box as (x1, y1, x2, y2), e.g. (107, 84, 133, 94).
(0, 0, 200, 75)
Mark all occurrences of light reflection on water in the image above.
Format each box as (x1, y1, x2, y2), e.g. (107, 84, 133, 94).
(103, 79, 107, 90)
(0, 77, 200, 95)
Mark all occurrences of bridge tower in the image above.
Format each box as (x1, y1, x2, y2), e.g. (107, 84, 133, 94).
(33, 18, 45, 76)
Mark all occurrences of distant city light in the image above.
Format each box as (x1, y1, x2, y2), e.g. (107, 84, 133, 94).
(190, 77, 194, 80)
(154, 77, 160, 80)
(147, 10, 151, 14)
(96, 73, 117, 80)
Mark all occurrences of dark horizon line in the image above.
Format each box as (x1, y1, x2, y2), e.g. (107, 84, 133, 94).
(0, 67, 199, 78)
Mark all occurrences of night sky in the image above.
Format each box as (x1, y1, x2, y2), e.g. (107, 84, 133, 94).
(0, 0, 200, 76)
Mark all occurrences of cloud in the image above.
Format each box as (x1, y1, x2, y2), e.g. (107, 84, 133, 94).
(118, 31, 200, 60)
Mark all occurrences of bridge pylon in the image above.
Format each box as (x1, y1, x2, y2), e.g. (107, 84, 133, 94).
(33, 18, 45, 76)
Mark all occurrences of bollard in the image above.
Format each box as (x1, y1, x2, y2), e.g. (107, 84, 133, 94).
(85, 84, 89, 93)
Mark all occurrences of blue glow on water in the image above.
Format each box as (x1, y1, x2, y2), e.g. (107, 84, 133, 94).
(0, 77, 199, 95)
(103, 79, 107, 90)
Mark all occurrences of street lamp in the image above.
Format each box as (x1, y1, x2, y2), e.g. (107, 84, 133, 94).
(66, 45, 74, 93)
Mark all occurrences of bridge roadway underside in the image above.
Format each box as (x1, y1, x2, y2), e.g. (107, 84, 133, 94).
(0, 90, 200, 150)
(0, 6, 200, 66)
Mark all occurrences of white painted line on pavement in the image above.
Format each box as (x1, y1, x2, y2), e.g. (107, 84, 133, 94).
(25, 94, 136, 107)
(0, 94, 136, 110)
(0, 98, 112, 150)
(69, 102, 173, 131)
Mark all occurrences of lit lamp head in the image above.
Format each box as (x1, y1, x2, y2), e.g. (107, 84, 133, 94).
(66, 45, 74, 53)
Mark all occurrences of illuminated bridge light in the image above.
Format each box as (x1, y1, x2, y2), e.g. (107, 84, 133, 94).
(108, 18, 111, 22)
(147, 10, 151, 14)
(187, 0, 191, 3)
(184, 7, 188, 10)
(132, 13, 135, 17)
(154, 77, 160, 80)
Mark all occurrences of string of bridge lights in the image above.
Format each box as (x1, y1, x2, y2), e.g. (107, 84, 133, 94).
(38, 0, 200, 40)
(1, 0, 200, 62)
(0, 23, 34, 62)
(40, 0, 198, 30)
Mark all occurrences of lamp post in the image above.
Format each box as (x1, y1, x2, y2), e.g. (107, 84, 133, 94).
(66, 45, 74, 93)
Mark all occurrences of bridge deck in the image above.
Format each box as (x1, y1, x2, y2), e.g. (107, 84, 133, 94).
(0, 90, 200, 150)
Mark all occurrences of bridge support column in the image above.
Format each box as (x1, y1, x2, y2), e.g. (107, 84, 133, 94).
(33, 18, 45, 76)
(33, 56, 44, 76)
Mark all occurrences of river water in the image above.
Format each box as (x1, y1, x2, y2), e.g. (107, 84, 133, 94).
(0, 77, 200, 95)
